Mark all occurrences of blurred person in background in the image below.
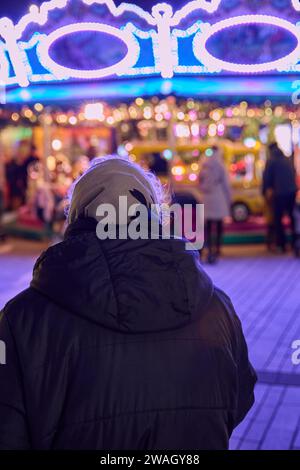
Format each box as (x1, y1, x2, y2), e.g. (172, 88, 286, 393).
(19, 144, 40, 198)
(263, 143, 297, 253)
(264, 187, 275, 252)
(5, 142, 39, 209)
(199, 146, 232, 264)
(23, 144, 40, 169)
(5, 156, 25, 209)
(0, 156, 256, 450)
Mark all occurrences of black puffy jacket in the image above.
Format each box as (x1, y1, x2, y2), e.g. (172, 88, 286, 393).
(0, 218, 256, 450)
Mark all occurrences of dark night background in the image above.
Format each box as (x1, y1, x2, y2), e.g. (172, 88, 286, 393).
(0, 1, 189, 22)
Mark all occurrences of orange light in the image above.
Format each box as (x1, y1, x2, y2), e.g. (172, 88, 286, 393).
(172, 165, 185, 176)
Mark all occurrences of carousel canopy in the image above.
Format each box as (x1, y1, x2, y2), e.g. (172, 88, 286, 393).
(1, 0, 300, 102)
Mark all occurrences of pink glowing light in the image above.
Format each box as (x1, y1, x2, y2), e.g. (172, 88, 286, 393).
(189, 173, 197, 182)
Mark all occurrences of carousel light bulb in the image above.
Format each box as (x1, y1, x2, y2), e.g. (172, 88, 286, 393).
(191, 123, 200, 137)
(174, 175, 183, 181)
(275, 106, 283, 117)
(24, 108, 33, 118)
(125, 142, 134, 152)
(189, 111, 198, 122)
(47, 155, 56, 171)
(171, 165, 185, 176)
(34, 103, 44, 112)
(176, 123, 190, 138)
(163, 149, 173, 160)
(244, 137, 257, 149)
(107, 116, 115, 125)
(84, 103, 104, 121)
(20, 90, 31, 101)
(57, 114, 67, 124)
(44, 115, 53, 125)
(226, 108, 234, 118)
(143, 107, 152, 119)
(217, 123, 225, 136)
(135, 98, 144, 106)
(69, 116, 77, 125)
(211, 110, 222, 121)
(208, 124, 217, 137)
(117, 145, 128, 158)
(52, 139, 62, 151)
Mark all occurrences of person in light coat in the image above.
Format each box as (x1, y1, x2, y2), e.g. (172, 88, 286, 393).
(199, 146, 232, 263)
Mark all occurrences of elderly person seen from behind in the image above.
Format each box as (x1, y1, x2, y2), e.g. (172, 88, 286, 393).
(0, 155, 256, 450)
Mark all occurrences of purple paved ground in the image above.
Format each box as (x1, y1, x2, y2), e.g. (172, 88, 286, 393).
(204, 245, 300, 450)
(1, 240, 300, 449)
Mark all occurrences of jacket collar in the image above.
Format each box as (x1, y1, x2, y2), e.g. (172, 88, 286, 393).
(64, 217, 98, 240)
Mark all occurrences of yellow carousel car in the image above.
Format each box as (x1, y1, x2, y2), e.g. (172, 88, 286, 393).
(128, 140, 265, 222)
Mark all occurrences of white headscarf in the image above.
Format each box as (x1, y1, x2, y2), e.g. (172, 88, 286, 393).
(68, 156, 163, 224)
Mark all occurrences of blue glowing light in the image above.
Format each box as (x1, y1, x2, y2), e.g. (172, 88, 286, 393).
(5, 76, 297, 104)
(163, 149, 173, 160)
(205, 148, 214, 157)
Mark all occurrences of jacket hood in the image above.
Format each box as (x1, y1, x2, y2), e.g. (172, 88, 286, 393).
(31, 218, 214, 333)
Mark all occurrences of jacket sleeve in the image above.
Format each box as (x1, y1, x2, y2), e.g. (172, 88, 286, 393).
(215, 289, 257, 431)
(0, 311, 31, 449)
(231, 312, 257, 428)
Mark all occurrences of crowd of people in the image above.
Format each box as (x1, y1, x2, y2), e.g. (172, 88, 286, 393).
(198, 143, 300, 263)
(4, 145, 39, 211)
(263, 143, 300, 256)
(0, 145, 92, 244)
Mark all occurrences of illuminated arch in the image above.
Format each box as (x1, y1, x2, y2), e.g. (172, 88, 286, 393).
(37, 22, 140, 79)
(0, 41, 9, 84)
(291, 0, 300, 11)
(193, 15, 300, 74)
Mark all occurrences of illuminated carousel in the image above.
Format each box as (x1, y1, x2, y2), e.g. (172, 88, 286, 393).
(1, 0, 300, 238)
